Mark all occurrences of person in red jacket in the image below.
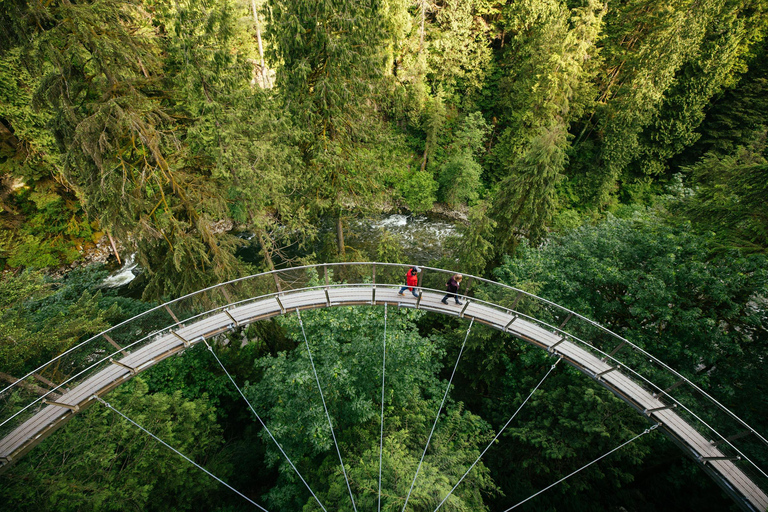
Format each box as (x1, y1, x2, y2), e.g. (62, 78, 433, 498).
(398, 266, 421, 298)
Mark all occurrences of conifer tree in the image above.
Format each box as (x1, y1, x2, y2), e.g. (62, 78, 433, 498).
(590, 0, 766, 205)
(494, 122, 567, 248)
(268, 0, 392, 258)
(493, 0, 604, 250)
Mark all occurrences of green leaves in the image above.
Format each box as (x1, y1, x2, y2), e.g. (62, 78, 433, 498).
(494, 211, 768, 426)
(244, 306, 497, 511)
(677, 138, 768, 253)
(0, 378, 225, 512)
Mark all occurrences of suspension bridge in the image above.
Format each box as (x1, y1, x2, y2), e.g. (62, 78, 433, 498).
(0, 263, 766, 511)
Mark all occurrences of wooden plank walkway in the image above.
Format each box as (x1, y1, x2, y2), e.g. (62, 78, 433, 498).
(1, 286, 765, 511)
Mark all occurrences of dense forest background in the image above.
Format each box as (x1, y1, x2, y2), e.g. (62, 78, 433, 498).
(1, 0, 768, 510)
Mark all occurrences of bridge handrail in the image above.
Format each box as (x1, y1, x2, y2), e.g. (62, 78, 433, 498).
(1, 262, 766, 476)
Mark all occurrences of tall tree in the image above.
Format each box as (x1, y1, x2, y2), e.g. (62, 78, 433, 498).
(268, 0, 393, 258)
(153, 0, 300, 276)
(677, 134, 768, 253)
(589, 0, 767, 206)
(0, 0, 299, 296)
(492, 0, 604, 249)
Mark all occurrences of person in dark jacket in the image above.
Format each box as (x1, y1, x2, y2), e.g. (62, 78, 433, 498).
(442, 273, 463, 305)
(398, 266, 421, 298)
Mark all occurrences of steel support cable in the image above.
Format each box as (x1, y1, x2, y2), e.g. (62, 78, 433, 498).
(201, 340, 328, 512)
(92, 395, 269, 511)
(401, 317, 475, 512)
(501, 423, 661, 511)
(378, 303, 388, 512)
(432, 357, 563, 512)
(296, 308, 358, 512)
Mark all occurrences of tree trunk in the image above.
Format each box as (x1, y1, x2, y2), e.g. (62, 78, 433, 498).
(419, 0, 426, 53)
(251, 0, 270, 87)
(107, 232, 121, 265)
(257, 229, 275, 271)
(336, 215, 345, 258)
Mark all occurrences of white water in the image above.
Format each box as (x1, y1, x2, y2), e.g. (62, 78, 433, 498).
(100, 253, 139, 288)
(370, 214, 409, 229)
(352, 214, 459, 262)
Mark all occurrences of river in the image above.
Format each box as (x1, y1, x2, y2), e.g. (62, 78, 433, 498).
(100, 213, 461, 288)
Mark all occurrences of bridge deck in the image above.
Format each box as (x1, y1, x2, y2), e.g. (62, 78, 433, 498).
(1, 286, 765, 511)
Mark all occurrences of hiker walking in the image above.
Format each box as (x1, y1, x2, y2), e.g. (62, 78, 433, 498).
(442, 273, 463, 305)
(398, 266, 421, 298)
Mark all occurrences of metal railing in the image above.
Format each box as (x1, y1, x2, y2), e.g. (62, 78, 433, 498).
(1, 262, 766, 497)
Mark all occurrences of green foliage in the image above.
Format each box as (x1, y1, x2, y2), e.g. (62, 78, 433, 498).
(490, 0, 603, 246)
(494, 211, 768, 428)
(677, 134, 768, 253)
(0, 48, 59, 182)
(0, 378, 225, 512)
(590, 0, 767, 206)
(4, 0, 768, 509)
(0, 265, 151, 378)
(428, 0, 494, 98)
(396, 168, 438, 213)
(376, 229, 406, 263)
(493, 122, 567, 247)
(450, 200, 496, 276)
(437, 112, 489, 207)
(495, 0, 603, 165)
(245, 306, 498, 511)
(688, 37, 768, 158)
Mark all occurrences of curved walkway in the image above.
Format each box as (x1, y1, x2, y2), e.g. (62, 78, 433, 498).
(0, 281, 766, 511)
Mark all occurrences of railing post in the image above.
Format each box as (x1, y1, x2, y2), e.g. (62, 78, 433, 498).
(42, 399, 79, 412)
(504, 314, 518, 332)
(603, 340, 628, 361)
(275, 295, 286, 314)
(596, 366, 618, 379)
(644, 404, 676, 415)
(221, 286, 233, 304)
(173, 332, 191, 348)
(324, 264, 331, 306)
(164, 304, 180, 324)
(710, 430, 753, 447)
(459, 300, 471, 318)
(654, 379, 686, 398)
(110, 358, 137, 376)
(224, 308, 239, 327)
(699, 455, 741, 463)
(102, 333, 127, 354)
(511, 291, 524, 310)
(549, 336, 567, 353)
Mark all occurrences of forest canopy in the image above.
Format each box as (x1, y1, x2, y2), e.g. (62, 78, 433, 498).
(1, 0, 768, 511)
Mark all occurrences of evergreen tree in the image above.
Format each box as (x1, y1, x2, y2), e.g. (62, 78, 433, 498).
(492, 0, 604, 249)
(590, 0, 767, 206)
(493, 122, 567, 248)
(268, 0, 393, 258)
(677, 133, 768, 253)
